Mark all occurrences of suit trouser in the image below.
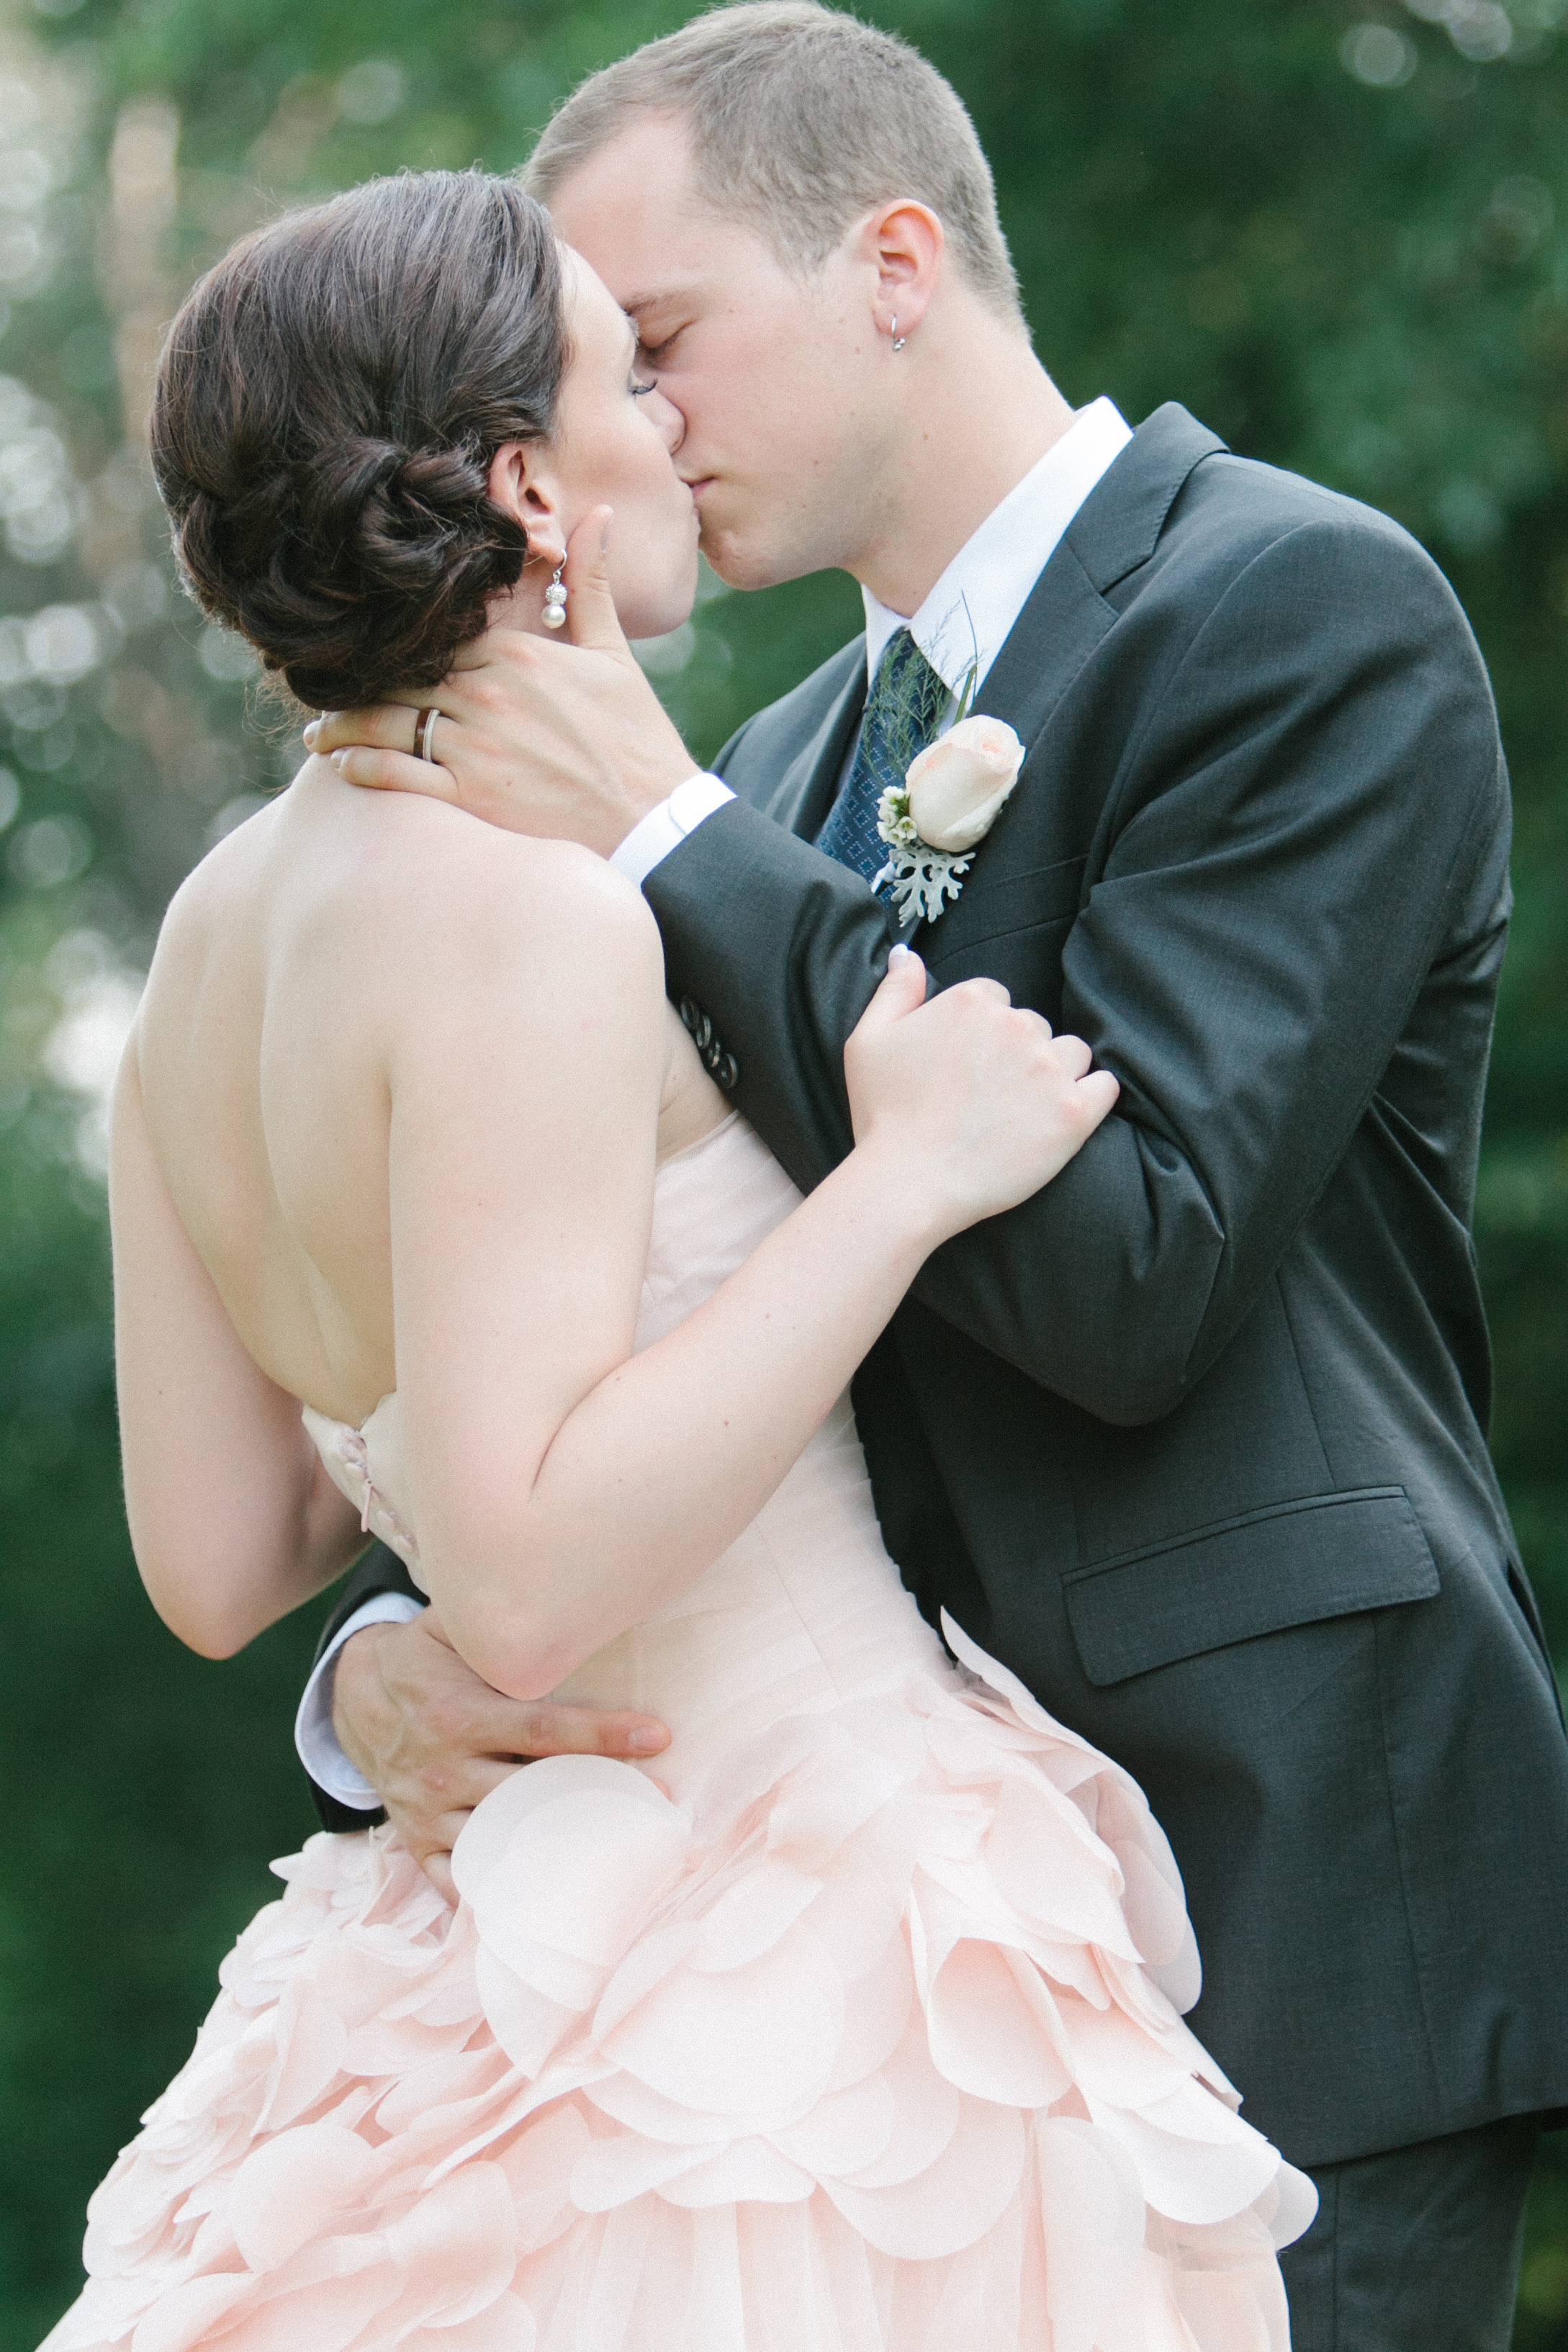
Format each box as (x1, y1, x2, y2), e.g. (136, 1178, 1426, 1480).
(1278, 2114, 1541, 2351)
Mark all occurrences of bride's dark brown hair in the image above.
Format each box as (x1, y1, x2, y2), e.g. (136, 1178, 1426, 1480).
(150, 170, 565, 711)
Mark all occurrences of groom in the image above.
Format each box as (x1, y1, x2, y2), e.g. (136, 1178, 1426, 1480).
(299, 5, 1568, 2340)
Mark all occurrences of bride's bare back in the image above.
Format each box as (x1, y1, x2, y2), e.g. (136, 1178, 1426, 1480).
(112, 754, 768, 1680)
(136, 759, 724, 1430)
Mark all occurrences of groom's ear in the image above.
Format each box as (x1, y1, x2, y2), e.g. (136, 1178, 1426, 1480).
(858, 200, 944, 346)
(487, 441, 567, 565)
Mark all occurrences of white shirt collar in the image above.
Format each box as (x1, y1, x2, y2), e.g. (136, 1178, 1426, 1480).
(861, 396, 1133, 700)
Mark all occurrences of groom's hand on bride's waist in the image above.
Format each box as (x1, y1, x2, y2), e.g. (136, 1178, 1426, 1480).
(305, 507, 701, 859)
(333, 1608, 671, 1903)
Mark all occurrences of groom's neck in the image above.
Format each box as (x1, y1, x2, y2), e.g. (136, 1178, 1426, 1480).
(851, 299, 1076, 619)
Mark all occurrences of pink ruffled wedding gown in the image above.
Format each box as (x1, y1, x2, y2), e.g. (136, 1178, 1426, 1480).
(47, 1114, 1314, 2352)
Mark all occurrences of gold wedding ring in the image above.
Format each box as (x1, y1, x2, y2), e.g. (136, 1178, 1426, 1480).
(413, 707, 440, 763)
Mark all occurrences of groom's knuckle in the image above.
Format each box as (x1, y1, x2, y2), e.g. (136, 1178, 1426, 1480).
(425, 1695, 470, 1745)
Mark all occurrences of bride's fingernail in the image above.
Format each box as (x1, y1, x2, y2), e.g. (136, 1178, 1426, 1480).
(330, 750, 347, 770)
(628, 1726, 665, 1753)
(302, 720, 320, 746)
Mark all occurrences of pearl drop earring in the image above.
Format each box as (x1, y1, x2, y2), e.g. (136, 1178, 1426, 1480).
(543, 563, 567, 628)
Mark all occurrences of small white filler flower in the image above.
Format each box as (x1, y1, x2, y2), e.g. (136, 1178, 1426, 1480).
(874, 714, 1027, 927)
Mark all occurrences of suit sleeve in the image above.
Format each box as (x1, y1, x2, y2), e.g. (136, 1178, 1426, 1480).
(646, 515, 1510, 1426)
(302, 1542, 424, 1831)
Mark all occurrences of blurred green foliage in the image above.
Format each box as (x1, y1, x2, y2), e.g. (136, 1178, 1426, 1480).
(0, 0, 1564, 2342)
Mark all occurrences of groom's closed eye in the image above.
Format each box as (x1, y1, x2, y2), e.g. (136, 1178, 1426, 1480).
(637, 324, 688, 368)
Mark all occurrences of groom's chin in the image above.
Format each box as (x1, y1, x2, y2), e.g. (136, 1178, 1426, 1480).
(698, 528, 812, 597)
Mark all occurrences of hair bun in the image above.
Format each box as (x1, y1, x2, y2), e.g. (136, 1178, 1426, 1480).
(150, 172, 564, 712)
(175, 433, 530, 713)
(310, 435, 483, 577)
(248, 432, 528, 708)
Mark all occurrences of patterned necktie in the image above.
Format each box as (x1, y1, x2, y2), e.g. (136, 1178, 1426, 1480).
(815, 628, 950, 890)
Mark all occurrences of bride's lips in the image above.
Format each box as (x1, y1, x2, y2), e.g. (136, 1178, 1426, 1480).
(682, 476, 716, 507)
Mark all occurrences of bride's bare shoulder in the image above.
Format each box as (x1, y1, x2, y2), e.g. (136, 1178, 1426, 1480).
(143, 778, 287, 975)
(366, 778, 662, 983)
(160, 760, 659, 986)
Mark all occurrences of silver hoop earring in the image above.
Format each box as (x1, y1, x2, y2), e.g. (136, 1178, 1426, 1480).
(543, 562, 567, 628)
(891, 317, 907, 353)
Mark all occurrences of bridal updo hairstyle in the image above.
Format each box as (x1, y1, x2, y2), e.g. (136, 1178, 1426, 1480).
(149, 171, 565, 710)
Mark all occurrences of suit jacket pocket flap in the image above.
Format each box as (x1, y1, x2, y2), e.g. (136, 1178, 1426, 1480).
(924, 855, 1086, 961)
(1062, 1487, 1439, 1687)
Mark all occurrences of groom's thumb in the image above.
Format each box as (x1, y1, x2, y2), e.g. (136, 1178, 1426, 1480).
(562, 505, 633, 661)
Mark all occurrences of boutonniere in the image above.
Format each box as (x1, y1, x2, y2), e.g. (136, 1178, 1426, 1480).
(873, 714, 1026, 927)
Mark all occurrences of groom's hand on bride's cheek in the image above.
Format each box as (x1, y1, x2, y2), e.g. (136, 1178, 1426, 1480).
(332, 1608, 670, 1903)
(304, 508, 701, 860)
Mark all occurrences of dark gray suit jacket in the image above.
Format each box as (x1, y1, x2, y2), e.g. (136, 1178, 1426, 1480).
(311, 405, 1568, 2170)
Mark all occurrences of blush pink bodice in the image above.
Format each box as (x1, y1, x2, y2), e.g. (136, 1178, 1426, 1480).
(304, 1114, 1008, 1797)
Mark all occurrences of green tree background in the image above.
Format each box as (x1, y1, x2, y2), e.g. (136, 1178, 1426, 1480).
(1, 0, 1564, 2340)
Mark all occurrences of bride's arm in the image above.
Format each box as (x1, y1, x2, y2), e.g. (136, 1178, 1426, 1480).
(386, 836, 1112, 1703)
(109, 1040, 366, 1657)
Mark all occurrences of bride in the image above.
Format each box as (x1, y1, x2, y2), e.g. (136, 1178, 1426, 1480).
(46, 170, 1312, 2352)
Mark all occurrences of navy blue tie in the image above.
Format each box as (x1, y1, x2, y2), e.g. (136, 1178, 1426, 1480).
(815, 628, 949, 890)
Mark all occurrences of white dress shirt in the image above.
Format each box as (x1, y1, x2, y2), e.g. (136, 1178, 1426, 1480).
(294, 1590, 428, 1808)
(294, 397, 1133, 1804)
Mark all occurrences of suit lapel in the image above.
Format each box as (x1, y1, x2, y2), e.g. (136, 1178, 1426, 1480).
(906, 405, 1226, 952)
(969, 533, 1117, 747)
(975, 403, 1225, 744)
(762, 646, 868, 842)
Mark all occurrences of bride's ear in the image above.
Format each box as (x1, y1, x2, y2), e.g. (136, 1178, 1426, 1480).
(487, 441, 567, 569)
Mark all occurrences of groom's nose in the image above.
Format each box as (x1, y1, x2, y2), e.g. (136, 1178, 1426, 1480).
(646, 383, 685, 454)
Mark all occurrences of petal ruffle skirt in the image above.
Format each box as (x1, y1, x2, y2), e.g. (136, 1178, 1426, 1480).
(45, 1634, 1313, 2352)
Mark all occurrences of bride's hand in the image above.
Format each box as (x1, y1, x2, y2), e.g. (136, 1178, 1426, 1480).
(844, 947, 1119, 1241)
(305, 508, 701, 857)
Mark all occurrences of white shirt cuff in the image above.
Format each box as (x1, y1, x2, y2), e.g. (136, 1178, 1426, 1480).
(294, 1590, 428, 1808)
(609, 772, 734, 889)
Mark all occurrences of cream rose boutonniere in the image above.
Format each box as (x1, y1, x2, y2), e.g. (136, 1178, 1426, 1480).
(873, 715, 1026, 927)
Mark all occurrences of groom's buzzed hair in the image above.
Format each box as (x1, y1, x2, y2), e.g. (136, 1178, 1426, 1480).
(523, 1, 1022, 321)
